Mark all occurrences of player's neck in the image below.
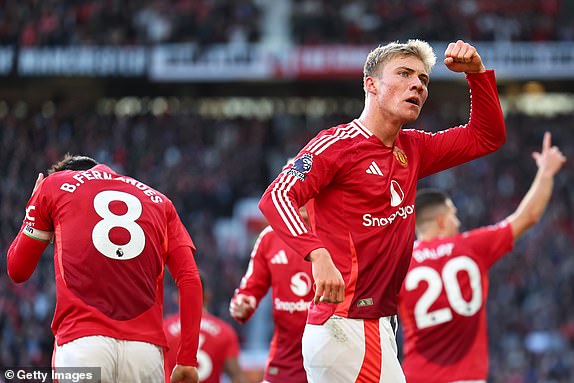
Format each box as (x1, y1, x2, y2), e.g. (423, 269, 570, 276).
(418, 229, 448, 242)
(358, 109, 401, 147)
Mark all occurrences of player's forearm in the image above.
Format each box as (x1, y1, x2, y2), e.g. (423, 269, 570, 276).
(176, 278, 202, 366)
(238, 239, 272, 303)
(167, 246, 202, 367)
(258, 191, 324, 258)
(7, 228, 49, 283)
(508, 170, 554, 239)
(465, 71, 506, 152)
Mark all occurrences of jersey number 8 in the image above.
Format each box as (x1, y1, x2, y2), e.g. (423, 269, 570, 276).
(405, 256, 482, 330)
(92, 190, 146, 260)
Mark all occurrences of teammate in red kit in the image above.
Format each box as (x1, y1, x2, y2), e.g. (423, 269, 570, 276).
(165, 274, 245, 383)
(6, 154, 202, 383)
(398, 132, 566, 383)
(229, 206, 314, 383)
(258, 39, 506, 382)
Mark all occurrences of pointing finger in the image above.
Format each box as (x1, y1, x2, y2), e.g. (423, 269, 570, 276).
(543, 131, 551, 153)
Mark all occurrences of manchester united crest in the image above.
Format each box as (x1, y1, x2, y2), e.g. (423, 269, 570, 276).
(393, 146, 408, 168)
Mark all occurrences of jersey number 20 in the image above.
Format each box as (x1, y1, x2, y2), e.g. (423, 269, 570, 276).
(405, 256, 482, 330)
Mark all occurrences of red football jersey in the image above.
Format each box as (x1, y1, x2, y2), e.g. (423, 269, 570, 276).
(259, 72, 506, 324)
(17, 164, 196, 348)
(164, 311, 240, 383)
(234, 226, 313, 383)
(398, 222, 513, 382)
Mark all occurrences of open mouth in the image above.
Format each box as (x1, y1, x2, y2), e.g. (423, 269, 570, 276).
(405, 97, 419, 106)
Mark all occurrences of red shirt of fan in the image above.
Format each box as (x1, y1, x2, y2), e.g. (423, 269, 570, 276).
(234, 226, 313, 383)
(398, 222, 513, 382)
(259, 72, 506, 324)
(164, 311, 240, 383)
(21, 164, 196, 347)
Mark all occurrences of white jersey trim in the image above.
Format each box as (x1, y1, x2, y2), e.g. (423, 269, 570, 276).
(351, 119, 373, 138)
(271, 121, 371, 237)
(271, 173, 308, 236)
(23, 225, 53, 242)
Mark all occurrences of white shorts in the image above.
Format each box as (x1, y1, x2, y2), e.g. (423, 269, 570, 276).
(302, 315, 405, 383)
(54, 335, 164, 383)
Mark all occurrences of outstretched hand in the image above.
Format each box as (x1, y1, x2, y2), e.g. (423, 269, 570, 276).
(532, 132, 566, 176)
(444, 40, 486, 73)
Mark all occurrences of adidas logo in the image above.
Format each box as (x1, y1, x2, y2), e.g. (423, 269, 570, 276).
(270, 250, 288, 264)
(366, 161, 384, 176)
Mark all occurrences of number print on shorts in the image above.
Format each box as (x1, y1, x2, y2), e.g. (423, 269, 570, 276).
(405, 256, 482, 330)
(92, 190, 145, 260)
(197, 334, 213, 381)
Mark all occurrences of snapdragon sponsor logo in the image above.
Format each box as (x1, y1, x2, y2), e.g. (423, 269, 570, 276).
(274, 298, 311, 313)
(362, 204, 415, 227)
(290, 272, 312, 297)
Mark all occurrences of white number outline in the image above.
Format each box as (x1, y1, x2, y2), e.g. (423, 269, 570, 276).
(197, 334, 213, 381)
(405, 256, 482, 330)
(92, 190, 146, 260)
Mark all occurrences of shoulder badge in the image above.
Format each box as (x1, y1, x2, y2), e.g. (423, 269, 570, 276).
(287, 153, 313, 181)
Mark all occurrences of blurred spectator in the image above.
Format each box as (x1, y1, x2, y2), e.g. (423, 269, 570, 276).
(291, 0, 574, 45)
(0, 1, 573, 47)
(0, 0, 262, 47)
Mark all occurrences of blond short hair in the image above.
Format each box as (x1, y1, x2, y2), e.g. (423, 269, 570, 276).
(363, 39, 437, 81)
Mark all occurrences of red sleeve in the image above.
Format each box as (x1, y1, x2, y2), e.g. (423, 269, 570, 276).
(7, 223, 50, 283)
(233, 228, 273, 322)
(162, 315, 180, 378)
(166, 244, 202, 367)
(461, 220, 514, 268)
(7, 178, 53, 283)
(166, 202, 196, 254)
(416, 70, 506, 179)
(258, 133, 344, 258)
(223, 322, 241, 359)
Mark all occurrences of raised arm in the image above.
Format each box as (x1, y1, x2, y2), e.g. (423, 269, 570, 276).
(417, 40, 506, 179)
(443, 39, 486, 73)
(507, 132, 566, 239)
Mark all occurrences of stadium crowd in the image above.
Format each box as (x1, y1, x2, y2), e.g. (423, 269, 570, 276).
(291, 0, 573, 44)
(0, 0, 572, 47)
(0, 0, 262, 46)
(0, 98, 572, 381)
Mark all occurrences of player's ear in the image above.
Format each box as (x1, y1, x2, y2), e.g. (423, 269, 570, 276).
(364, 76, 378, 95)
